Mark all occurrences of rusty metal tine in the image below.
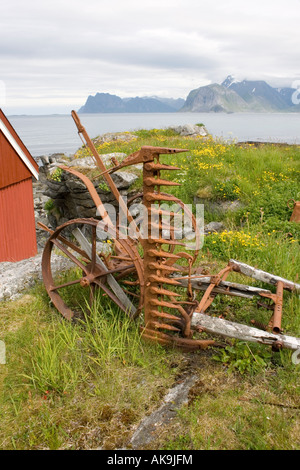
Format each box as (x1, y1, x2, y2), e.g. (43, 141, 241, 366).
(144, 177, 181, 187)
(149, 286, 181, 297)
(150, 310, 181, 320)
(148, 249, 181, 259)
(148, 262, 181, 273)
(141, 145, 188, 154)
(144, 162, 181, 171)
(148, 321, 181, 332)
(141, 329, 215, 350)
(145, 193, 181, 203)
(150, 298, 184, 309)
(148, 274, 182, 286)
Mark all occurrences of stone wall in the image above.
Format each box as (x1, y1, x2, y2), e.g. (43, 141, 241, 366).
(34, 153, 140, 244)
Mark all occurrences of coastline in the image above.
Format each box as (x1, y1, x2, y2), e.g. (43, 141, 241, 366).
(7, 113, 300, 158)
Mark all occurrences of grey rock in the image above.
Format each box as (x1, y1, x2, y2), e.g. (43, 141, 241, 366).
(204, 221, 225, 234)
(49, 153, 68, 163)
(75, 207, 97, 218)
(0, 253, 73, 302)
(99, 152, 128, 164)
(69, 153, 128, 169)
(111, 171, 138, 189)
(170, 123, 208, 137)
(45, 179, 67, 192)
(64, 176, 88, 192)
(68, 156, 97, 169)
(72, 197, 97, 209)
(40, 155, 50, 165)
(194, 196, 244, 215)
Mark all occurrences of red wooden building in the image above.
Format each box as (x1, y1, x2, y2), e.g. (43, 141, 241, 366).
(0, 109, 39, 262)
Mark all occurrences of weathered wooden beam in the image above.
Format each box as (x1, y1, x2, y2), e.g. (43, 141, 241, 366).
(191, 312, 300, 352)
(229, 259, 300, 293)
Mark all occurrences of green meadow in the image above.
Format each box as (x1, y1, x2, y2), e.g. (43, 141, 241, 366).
(0, 129, 299, 450)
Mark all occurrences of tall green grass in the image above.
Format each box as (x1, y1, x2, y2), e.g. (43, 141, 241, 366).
(0, 287, 178, 449)
(0, 130, 299, 450)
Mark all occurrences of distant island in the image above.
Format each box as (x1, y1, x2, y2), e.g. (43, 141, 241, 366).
(78, 76, 300, 114)
(78, 94, 185, 114)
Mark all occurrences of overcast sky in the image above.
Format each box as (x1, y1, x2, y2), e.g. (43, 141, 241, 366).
(1, 0, 300, 114)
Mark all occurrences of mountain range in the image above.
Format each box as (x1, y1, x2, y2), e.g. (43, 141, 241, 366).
(78, 76, 299, 114)
(78, 93, 184, 113)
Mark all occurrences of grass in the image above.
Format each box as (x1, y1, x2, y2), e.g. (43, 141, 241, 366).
(159, 356, 300, 450)
(0, 128, 299, 450)
(0, 289, 179, 450)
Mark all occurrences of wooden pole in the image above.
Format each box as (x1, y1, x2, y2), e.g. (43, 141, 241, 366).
(229, 259, 300, 293)
(174, 275, 273, 299)
(191, 312, 300, 352)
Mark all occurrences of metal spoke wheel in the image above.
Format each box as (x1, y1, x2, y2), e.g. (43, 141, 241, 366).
(42, 218, 144, 321)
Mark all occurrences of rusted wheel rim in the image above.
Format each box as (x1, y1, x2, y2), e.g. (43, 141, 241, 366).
(42, 218, 144, 320)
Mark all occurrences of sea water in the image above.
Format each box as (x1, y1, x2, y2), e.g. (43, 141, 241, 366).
(8, 112, 300, 158)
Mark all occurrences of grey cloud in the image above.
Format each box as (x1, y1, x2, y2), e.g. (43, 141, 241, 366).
(1, 0, 300, 113)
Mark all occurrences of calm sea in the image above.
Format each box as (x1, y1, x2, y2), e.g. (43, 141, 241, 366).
(8, 112, 300, 158)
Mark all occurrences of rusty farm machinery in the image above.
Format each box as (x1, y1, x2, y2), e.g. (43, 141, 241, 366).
(39, 111, 300, 363)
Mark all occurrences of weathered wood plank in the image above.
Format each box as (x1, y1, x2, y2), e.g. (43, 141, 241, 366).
(229, 259, 300, 293)
(174, 276, 272, 299)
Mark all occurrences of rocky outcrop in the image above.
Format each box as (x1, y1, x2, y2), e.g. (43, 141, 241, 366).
(194, 196, 244, 216)
(0, 252, 73, 301)
(169, 123, 209, 137)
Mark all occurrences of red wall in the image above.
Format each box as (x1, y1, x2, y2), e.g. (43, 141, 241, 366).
(0, 109, 38, 190)
(0, 132, 32, 190)
(0, 178, 37, 261)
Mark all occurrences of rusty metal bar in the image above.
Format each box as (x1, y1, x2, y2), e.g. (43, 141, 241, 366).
(70, 110, 139, 237)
